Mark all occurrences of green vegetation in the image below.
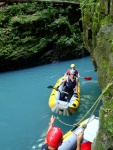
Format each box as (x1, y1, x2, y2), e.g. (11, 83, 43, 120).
(0, 2, 82, 71)
(80, 0, 113, 149)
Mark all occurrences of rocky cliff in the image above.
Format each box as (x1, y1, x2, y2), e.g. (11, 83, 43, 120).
(80, 0, 113, 149)
(0, 2, 87, 72)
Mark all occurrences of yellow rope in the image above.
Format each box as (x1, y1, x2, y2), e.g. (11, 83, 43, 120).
(55, 95, 101, 127)
(74, 82, 113, 125)
(73, 94, 101, 126)
(55, 117, 74, 127)
(56, 83, 113, 127)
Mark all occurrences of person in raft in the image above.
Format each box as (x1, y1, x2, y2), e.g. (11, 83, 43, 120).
(41, 115, 91, 150)
(65, 64, 80, 78)
(41, 115, 63, 150)
(76, 132, 92, 150)
(57, 69, 78, 102)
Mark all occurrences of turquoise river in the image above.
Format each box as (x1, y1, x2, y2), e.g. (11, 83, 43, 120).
(0, 56, 102, 150)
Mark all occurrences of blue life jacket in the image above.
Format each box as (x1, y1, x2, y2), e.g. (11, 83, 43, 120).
(66, 77, 76, 91)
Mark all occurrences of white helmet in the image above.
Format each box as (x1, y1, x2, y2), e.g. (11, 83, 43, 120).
(70, 69, 75, 75)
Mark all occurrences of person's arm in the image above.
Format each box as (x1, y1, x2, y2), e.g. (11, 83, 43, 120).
(76, 132, 84, 150)
(65, 69, 70, 75)
(75, 78, 78, 93)
(57, 77, 67, 88)
(75, 69, 80, 78)
(44, 115, 55, 144)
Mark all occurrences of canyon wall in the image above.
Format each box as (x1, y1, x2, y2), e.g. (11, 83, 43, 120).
(80, 0, 113, 149)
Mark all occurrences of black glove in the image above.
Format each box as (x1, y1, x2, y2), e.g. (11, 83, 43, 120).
(56, 86, 59, 91)
(74, 92, 78, 97)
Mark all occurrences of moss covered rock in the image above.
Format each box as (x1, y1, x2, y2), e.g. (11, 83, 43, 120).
(80, 0, 113, 149)
(0, 2, 85, 72)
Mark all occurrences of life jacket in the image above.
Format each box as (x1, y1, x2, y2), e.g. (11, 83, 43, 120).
(81, 141, 92, 150)
(41, 143, 48, 150)
(66, 76, 76, 91)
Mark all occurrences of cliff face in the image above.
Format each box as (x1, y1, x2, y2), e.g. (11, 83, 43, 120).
(80, 0, 113, 149)
(0, 2, 86, 72)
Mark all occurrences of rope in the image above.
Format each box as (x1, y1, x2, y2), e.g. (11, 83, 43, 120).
(80, 82, 113, 132)
(55, 82, 113, 127)
(55, 117, 74, 127)
(55, 95, 101, 127)
(74, 82, 113, 126)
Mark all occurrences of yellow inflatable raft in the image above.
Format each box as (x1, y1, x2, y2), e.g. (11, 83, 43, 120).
(48, 76, 80, 116)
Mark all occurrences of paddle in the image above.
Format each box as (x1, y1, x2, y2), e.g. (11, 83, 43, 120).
(47, 85, 69, 94)
(80, 77, 92, 80)
(63, 74, 92, 81)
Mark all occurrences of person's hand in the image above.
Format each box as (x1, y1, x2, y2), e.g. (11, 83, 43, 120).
(56, 86, 59, 91)
(50, 115, 55, 124)
(77, 132, 84, 144)
(73, 88, 77, 93)
(78, 74, 80, 78)
(74, 92, 78, 97)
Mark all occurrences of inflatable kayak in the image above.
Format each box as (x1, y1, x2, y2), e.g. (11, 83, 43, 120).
(58, 115, 99, 150)
(48, 75, 80, 116)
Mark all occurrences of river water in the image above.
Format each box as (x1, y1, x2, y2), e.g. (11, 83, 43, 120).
(0, 56, 102, 150)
